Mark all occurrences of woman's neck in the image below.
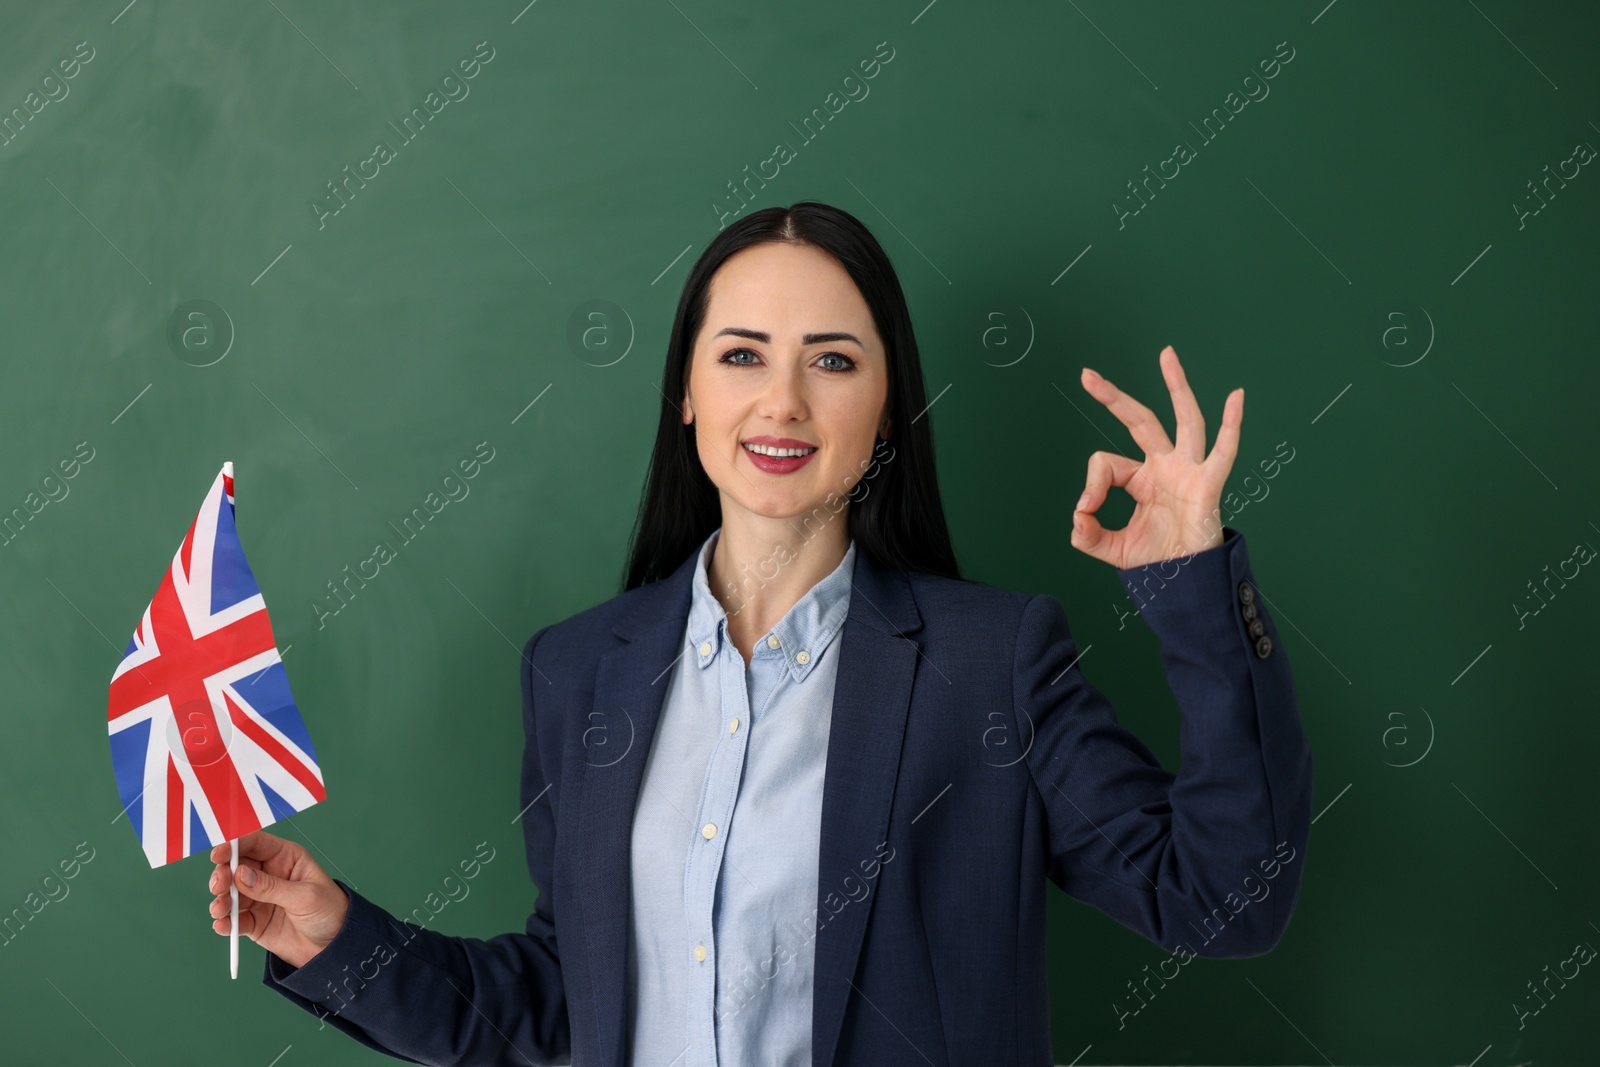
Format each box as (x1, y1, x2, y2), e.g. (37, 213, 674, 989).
(706, 512, 851, 650)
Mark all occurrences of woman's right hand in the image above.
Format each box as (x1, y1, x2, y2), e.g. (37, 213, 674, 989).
(207, 830, 349, 970)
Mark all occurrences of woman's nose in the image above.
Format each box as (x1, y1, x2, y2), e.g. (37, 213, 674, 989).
(757, 367, 807, 417)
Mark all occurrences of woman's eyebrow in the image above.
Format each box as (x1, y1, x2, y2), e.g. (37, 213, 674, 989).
(712, 327, 864, 347)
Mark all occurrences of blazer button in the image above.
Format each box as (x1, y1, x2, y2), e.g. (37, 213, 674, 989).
(1237, 580, 1255, 605)
(1254, 634, 1273, 658)
(1247, 617, 1266, 639)
(1240, 600, 1258, 623)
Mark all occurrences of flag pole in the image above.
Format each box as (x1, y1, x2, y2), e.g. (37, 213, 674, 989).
(230, 838, 240, 979)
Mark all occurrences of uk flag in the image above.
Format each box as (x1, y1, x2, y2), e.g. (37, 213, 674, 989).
(108, 463, 325, 868)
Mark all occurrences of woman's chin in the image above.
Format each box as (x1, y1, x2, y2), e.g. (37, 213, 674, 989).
(729, 492, 844, 524)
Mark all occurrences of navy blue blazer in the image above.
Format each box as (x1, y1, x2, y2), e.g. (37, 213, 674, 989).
(263, 525, 1313, 1066)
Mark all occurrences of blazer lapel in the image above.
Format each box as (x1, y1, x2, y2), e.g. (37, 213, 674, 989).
(564, 543, 923, 1067)
(571, 548, 698, 1067)
(811, 548, 923, 1067)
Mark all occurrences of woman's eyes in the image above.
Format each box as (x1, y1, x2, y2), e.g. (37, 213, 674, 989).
(718, 347, 857, 373)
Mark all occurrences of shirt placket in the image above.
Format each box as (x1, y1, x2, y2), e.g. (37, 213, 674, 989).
(683, 619, 761, 1067)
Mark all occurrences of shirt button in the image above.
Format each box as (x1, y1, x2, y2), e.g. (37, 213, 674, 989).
(767, 634, 781, 649)
(694, 944, 707, 962)
(698, 641, 712, 656)
(729, 717, 739, 734)
(796, 650, 811, 665)
(701, 823, 717, 839)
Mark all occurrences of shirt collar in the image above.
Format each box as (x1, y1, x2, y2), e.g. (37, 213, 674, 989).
(686, 526, 856, 683)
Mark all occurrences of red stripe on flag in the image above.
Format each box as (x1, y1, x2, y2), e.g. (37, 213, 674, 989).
(185, 714, 262, 845)
(225, 691, 327, 804)
(178, 517, 197, 579)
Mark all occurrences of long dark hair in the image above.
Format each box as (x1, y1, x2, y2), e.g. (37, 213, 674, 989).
(621, 201, 962, 592)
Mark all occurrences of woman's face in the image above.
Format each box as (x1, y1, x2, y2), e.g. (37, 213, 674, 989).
(683, 241, 891, 526)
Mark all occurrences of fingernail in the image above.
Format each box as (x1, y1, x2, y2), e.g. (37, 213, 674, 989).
(239, 866, 257, 887)
(1075, 493, 1091, 511)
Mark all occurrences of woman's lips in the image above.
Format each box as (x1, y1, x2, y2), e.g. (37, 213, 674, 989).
(742, 443, 817, 475)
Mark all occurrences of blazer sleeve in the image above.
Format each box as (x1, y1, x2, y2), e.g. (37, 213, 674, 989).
(258, 627, 572, 1065)
(1011, 525, 1313, 957)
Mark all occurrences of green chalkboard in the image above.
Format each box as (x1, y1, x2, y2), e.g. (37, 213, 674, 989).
(3, 0, 1597, 1064)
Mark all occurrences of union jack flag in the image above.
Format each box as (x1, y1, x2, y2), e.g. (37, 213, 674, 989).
(108, 463, 325, 868)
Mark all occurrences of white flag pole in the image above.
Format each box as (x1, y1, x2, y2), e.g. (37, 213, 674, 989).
(230, 838, 240, 979)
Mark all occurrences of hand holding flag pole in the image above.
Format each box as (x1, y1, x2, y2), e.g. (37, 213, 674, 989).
(107, 462, 327, 978)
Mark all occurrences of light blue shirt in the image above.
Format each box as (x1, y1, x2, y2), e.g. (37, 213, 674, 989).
(625, 525, 857, 1067)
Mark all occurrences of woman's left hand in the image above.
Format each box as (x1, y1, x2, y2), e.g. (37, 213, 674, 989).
(1071, 345, 1243, 569)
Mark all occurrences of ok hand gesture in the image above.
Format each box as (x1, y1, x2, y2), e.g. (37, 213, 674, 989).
(1071, 345, 1243, 569)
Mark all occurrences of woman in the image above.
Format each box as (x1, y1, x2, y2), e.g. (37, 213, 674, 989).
(207, 201, 1312, 1066)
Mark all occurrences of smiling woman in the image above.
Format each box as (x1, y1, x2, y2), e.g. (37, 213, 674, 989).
(240, 201, 1309, 1067)
(627, 204, 957, 592)
(674, 240, 907, 661)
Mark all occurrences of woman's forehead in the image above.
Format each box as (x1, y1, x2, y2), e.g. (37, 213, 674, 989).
(703, 249, 876, 342)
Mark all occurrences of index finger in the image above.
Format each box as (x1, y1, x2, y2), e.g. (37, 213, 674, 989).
(1080, 365, 1174, 457)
